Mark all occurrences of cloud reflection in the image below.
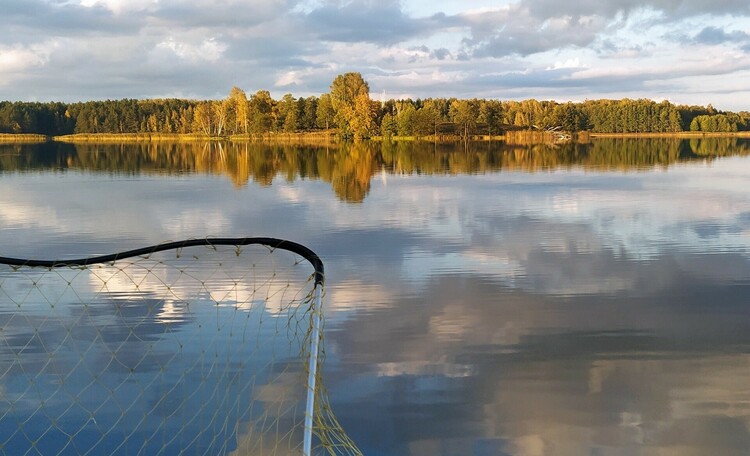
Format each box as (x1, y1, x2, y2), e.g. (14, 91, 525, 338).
(326, 270, 750, 454)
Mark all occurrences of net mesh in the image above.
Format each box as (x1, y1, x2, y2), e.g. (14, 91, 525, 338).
(0, 241, 360, 456)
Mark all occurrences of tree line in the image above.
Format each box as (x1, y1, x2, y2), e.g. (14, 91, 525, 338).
(1, 73, 749, 138)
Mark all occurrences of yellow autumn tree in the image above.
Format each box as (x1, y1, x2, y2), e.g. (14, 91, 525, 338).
(329, 72, 375, 140)
(348, 92, 376, 140)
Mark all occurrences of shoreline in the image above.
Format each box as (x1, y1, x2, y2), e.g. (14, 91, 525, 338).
(0, 133, 49, 143)
(52, 132, 341, 143)
(587, 132, 750, 138)
(1, 131, 749, 144)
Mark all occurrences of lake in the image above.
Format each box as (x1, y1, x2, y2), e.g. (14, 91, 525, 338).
(1, 137, 750, 455)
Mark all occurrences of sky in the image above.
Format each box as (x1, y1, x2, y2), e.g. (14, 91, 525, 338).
(1, 0, 750, 110)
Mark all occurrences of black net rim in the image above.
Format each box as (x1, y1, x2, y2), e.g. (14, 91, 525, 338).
(0, 237, 325, 286)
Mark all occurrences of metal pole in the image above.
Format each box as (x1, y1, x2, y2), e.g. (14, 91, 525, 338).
(303, 284, 323, 456)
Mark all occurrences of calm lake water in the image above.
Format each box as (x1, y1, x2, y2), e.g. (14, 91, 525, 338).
(1, 138, 750, 455)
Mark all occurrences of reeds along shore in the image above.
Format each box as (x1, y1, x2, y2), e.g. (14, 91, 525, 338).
(53, 133, 210, 143)
(587, 131, 750, 138)
(0, 133, 48, 143)
(1, 130, 750, 144)
(51, 131, 340, 144)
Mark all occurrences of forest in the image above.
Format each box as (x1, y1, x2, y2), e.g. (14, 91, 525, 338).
(1, 73, 749, 139)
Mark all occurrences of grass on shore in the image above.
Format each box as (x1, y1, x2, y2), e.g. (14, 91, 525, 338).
(1, 130, 749, 144)
(588, 131, 750, 138)
(53, 131, 340, 143)
(52, 133, 210, 143)
(0, 133, 48, 143)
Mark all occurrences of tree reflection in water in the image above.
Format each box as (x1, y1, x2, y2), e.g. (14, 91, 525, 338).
(2, 137, 749, 203)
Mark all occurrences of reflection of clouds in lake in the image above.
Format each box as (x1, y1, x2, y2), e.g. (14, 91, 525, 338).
(85, 248, 314, 317)
(0, 199, 61, 231)
(0, 265, 191, 380)
(402, 250, 523, 287)
(229, 370, 304, 456)
(0, 244, 318, 382)
(334, 269, 750, 369)
(482, 356, 750, 456)
(327, 280, 393, 313)
(160, 208, 231, 239)
(2, 153, 749, 289)
(376, 361, 474, 378)
(326, 271, 750, 455)
(325, 159, 750, 298)
(398, 217, 655, 296)
(277, 185, 305, 205)
(543, 186, 750, 260)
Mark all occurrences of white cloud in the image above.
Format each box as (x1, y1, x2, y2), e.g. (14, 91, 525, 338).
(547, 57, 584, 70)
(0, 43, 53, 76)
(0, 0, 748, 109)
(154, 37, 227, 63)
(275, 70, 303, 87)
(78, 0, 153, 13)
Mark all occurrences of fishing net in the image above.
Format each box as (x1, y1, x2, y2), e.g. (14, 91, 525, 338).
(0, 238, 359, 456)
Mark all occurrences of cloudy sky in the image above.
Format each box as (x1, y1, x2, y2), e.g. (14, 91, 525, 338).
(2, 0, 750, 109)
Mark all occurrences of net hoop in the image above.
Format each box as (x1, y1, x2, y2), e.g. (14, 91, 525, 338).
(0, 237, 324, 287)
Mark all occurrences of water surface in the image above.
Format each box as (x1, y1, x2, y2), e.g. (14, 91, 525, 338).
(1, 138, 750, 455)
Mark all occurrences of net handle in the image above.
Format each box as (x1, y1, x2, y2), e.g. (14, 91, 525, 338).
(0, 237, 325, 286)
(304, 284, 323, 456)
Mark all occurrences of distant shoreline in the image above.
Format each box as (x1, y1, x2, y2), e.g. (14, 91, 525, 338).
(0, 133, 49, 143)
(587, 132, 750, 138)
(2, 131, 750, 144)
